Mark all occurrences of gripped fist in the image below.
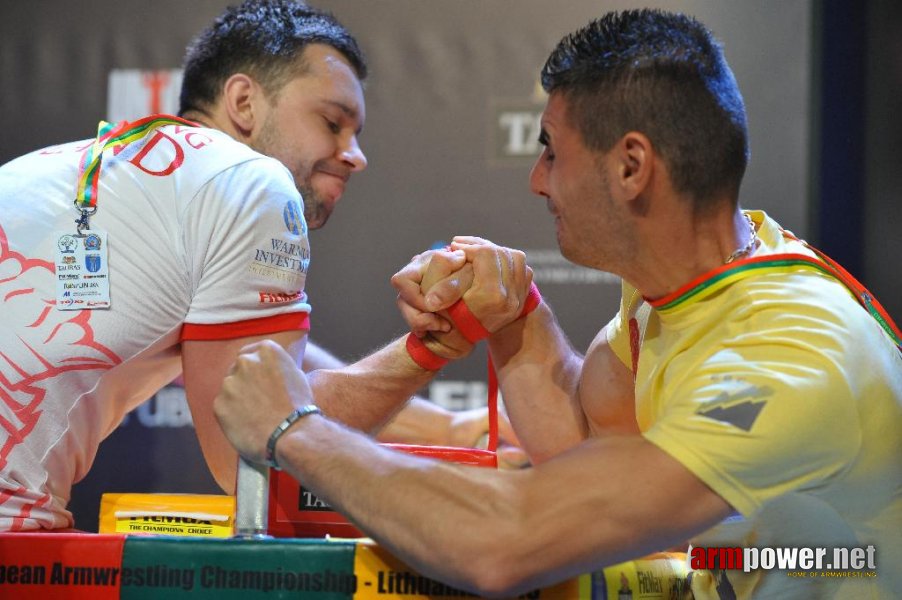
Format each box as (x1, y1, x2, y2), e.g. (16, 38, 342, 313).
(214, 340, 315, 465)
(392, 248, 468, 337)
(390, 248, 474, 359)
(447, 236, 534, 333)
(420, 260, 476, 360)
(392, 239, 534, 340)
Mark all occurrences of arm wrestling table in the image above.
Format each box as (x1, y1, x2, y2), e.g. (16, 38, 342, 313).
(0, 533, 688, 599)
(0, 463, 690, 598)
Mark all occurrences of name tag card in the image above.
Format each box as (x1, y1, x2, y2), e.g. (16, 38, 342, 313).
(55, 231, 111, 310)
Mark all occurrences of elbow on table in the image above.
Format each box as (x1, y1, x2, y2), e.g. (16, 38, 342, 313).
(460, 554, 538, 600)
(449, 525, 542, 599)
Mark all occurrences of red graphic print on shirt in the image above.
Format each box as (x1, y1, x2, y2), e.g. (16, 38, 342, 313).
(0, 224, 121, 470)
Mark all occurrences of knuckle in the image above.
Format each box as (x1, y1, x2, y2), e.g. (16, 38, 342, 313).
(476, 289, 507, 314)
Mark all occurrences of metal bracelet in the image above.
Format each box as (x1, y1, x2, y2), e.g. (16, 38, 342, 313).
(265, 405, 321, 470)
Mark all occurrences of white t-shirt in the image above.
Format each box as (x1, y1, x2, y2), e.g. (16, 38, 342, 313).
(0, 123, 311, 530)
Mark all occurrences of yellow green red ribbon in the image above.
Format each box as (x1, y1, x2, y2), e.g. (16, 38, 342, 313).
(648, 243, 902, 353)
(75, 114, 198, 210)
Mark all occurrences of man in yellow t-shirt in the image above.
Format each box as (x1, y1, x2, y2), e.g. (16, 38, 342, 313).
(211, 9, 901, 599)
(606, 210, 900, 597)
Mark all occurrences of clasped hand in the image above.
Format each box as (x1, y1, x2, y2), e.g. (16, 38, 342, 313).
(391, 236, 534, 359)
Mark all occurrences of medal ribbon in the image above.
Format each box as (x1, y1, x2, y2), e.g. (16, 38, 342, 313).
(781, 231, 902, 352)
(75, 114, 198, 210)
(648, 238, 902, 353)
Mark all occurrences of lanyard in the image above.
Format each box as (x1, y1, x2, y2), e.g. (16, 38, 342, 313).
(648, 238, 902, 354)
(781, 231, 902, 352)
(73, 114, 197, 234)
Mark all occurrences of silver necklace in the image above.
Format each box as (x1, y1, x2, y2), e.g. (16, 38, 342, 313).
(724, 213, 758, 264)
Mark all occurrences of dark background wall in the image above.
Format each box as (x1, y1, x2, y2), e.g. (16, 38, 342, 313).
(863, 0, 902, 315)
(1, 0, 895, 531)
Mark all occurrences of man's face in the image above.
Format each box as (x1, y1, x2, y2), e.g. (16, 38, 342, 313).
(529, 93, 624, 270)
(252, 44, 367, 230)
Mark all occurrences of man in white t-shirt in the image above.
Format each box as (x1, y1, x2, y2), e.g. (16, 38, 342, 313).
(0, 0, 512, 532)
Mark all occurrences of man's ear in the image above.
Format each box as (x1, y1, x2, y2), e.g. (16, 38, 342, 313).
(613, 131, 655, 202)
(221, 73, 263, 138)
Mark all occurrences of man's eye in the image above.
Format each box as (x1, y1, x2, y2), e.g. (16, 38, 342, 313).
(544, 148, 555, 162)
(325, 118, 340, 134)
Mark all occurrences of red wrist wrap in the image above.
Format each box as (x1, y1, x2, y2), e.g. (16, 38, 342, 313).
(448, 299, 492, 344)
(520, 281, 542, 317)
(405, 333, 449, 371)
(404, 282, 542, 371)
(446, 282, 543, 343)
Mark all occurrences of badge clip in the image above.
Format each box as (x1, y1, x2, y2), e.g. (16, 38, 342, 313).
(74, 200, 96, 237)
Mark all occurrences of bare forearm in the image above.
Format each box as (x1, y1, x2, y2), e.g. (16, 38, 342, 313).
(301, 340, 345, 370)
(275, 414, 522, 595)
(304, 340, 491, 447)
(375, 397, 454, 444)
(213, 342, 730, 597)
(489, 304, 587, 462)
(274, 419, 729, 597)
(309, 336, 435, 433)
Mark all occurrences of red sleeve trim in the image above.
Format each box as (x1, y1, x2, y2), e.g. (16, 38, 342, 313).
(181, 311, 310, 341)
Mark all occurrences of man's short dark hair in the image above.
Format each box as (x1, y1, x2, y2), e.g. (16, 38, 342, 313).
(179, 0, 366, 116)
(541, 9, 749, 209)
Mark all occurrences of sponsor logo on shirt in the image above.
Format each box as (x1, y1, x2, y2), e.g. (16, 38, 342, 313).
(259, 291, 303, 304)
(696, 375, 772, 432)
(251, 238, 310, 283)
(282, 200, 306, 236)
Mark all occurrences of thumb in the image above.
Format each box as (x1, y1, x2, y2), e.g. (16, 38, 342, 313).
(423, 263, 474, 311)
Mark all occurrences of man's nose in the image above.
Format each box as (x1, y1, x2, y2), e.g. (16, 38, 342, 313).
(529, 150, 548, 197)
(340, 135, 367, 172)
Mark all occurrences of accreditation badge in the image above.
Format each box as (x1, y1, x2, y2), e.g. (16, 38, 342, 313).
(55, 230, 111, 310)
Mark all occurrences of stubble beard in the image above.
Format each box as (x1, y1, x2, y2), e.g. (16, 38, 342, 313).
(298, 182, 330, 230)
(255, 113, 330, 231)
(559, 167, 630, 274)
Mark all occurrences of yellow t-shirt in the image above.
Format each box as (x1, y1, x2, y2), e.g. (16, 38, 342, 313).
(607, 211, 902, 599)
